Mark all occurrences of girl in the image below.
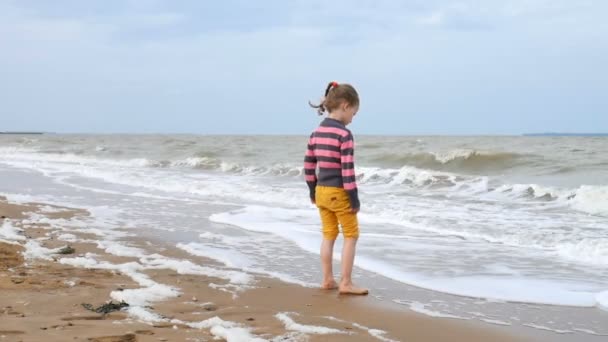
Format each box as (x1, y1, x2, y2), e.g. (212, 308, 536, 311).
(304, 81, 368, 295)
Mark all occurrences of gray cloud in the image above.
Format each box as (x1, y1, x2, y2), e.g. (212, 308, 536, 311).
(0, 1, 606, 134)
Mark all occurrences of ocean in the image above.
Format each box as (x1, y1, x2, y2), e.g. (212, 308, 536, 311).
(1, 134, 607, 338)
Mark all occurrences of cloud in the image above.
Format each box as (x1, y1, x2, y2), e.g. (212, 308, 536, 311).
(0, 1, 606, 133)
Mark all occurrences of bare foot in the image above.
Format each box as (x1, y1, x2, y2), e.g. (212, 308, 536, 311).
(321, 280, 338, 290)
(339, 284, 369, 295)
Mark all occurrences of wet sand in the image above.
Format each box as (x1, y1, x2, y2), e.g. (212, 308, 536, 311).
(0, 197, 524, 341)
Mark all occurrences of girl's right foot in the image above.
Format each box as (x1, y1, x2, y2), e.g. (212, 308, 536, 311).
(339, 283, 368, 295)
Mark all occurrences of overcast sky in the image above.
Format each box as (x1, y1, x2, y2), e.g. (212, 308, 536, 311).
(1, 0, 606, 135)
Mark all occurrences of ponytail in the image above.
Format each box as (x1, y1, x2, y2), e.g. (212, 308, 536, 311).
(309, 81, 340, 115)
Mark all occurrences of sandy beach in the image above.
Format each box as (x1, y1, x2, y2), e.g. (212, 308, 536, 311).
(0, 197, 525, 342)
(2, 0, 607, 340)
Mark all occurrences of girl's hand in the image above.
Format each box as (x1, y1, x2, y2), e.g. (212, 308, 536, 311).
(351, 207, 360, 214)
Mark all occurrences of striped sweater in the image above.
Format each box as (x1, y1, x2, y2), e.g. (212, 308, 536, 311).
(304, 118, 360, 210)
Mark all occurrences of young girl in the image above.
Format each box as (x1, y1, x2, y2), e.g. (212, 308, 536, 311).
(304, 81, 368, 295)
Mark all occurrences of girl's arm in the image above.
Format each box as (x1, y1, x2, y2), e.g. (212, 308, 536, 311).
(340, 133, 360, 210)
(304, 134, 318, 203)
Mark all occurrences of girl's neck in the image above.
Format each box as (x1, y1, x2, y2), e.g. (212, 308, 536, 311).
(327, 112, 346, 125)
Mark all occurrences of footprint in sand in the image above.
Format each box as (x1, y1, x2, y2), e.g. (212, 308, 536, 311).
(61, 315, 105, 321)
(134, 330, 154, 335)
(87, 333, 136, 342)
(0, 330, 25, 335)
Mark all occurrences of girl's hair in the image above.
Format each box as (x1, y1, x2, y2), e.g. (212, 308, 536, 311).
(309, 81, 359, 115)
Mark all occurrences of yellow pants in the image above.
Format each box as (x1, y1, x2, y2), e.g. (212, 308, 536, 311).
(315, 186, 359, 240)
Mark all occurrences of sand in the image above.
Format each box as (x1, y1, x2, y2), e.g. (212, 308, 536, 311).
(0, 197, 524, 341)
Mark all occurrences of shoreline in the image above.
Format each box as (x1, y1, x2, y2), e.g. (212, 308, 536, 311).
(0, 197, 524, 341)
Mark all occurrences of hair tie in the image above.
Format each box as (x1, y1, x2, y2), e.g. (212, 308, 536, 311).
(324, 81, 339, 97)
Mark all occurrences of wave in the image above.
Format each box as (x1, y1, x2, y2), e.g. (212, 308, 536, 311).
(568, 186, 608, 217)
(490, 183, 608, 216)
(1, 147, 606, 217)
(356, 166, 479, 189)
(0, 147, 304, 178)
(355, 165, 608, 216)
(369, 150, 529, 172)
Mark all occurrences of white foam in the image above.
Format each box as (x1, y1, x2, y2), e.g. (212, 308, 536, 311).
(480, 318, 512, 326)
(556, 238, 608, 266)
(358, 165, 608, 218)
(62, 248, 258, 305)
(0, 145, 277, 178)
(323, 316, 398, 342)
(429, 149, 514, 164)
(177, 242, 252, 268)
(572, 328, 602, 335)
(185, 316, 272, 341)
(60, 256, 138, 273)
(126, 306, 166, 322)
(571, 185, 608, 216)
(491, 183, 608, 217)
(210, 206, 320, 255)
(0, 220, 26, 241)
(275, 312, 345, 335)
(126, 307, 264, 342)
(522, 324, 574, 334)
(0, 150, 307, 209)
(209, 325, 268, 342)
(59, 256, 179, 306)
(121, 305, 269, 342)
(140, 256, 253, 285)
(185, 316, 236, 329)
(56, 233, 78, 242)
(64, 280, 77, 287)
(0, 149, 153, 168)
(396, 301, 469, 320)
(351, 323, 399, 342)
(177, 242, 315, 288)
(357, 165, 465, 188)
(56, 227, 255, 294)
(23, 240, 66, 260)
(2, 194, 127, 238)
(111, 283, 180, 307)
(397, 275, 600, 307)
(97, 241, 147, 258)
(170, 156, 219, 169)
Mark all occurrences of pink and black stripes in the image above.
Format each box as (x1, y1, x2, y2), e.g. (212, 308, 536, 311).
(304, 118, 360, 209)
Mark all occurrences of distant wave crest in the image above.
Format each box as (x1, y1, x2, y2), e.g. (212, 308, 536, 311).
(371, 149, 527, 172)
